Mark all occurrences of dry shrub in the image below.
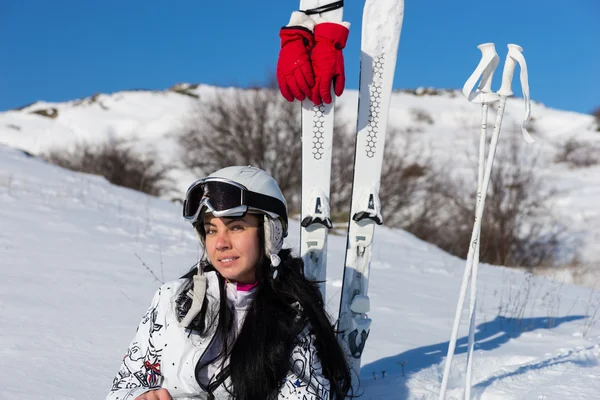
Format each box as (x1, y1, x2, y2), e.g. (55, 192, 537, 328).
(44, 138, 173, 196)
(554, 138, 599, 168)
(329, 117, 355, 220)
(593, 106, 600, 131)
(379, 130, 431, 228)
(403, 132, 575, 268)
(30, 108, 59, 119)
(177, 87, 303, 211)
(177, 85, 352, 214)
(327, 125, 430, 224)
(409, 108, 434, 125)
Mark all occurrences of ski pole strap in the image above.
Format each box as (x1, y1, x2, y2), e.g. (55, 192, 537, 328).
(302, 0, 343, 15)
(462, 43, 500, 104)
(509, 46, 534, 143)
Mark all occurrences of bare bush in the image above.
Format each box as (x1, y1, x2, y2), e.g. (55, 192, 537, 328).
(379, 130, 431, 228)
(593, 107, 600, 132)
(328, 125, 433, 225)
(177, 86, 303, 212)
(554, 137, 600, 168)
(400, 87, 458, 97)
(403, 131, 574, 268)
(44, 139, 173, 196)
(330, 117, 355, 220)
(477, 139, 565, 267)
(30, 108, 58, 119)
(523, 116, 537, 134)
(554, 138, 580, 163)
(409, 108, 434, 125)
(169, 83, 200, 99)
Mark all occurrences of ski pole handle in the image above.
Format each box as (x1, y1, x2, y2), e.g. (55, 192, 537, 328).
(477, 43, 497, 94)
(510, 45, 534, 143)
(462, 43, 500, 104)
(497, 44, 534, 142)
(497, 44, 522, 97)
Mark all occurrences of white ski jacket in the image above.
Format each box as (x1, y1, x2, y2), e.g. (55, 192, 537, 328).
(107, 271, 330, 400)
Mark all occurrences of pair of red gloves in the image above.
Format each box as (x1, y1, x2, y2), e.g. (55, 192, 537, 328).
(276, 12, 350, 106)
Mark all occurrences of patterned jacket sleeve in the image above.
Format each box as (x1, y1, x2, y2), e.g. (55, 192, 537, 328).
(106, 287, 165, 400)
(278, 326, 331, 400)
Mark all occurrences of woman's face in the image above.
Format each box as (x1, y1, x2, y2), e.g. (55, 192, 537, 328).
(203, 214, 262, 284)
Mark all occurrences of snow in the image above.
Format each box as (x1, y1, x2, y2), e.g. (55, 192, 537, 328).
(2, 143, 600, 399)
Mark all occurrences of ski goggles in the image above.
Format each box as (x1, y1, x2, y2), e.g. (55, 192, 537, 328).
(182, 178, 288, 228)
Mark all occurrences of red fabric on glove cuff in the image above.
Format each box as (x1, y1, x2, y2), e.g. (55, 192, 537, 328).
(277, 27, 315, 102)
(309, 22, 349, 105)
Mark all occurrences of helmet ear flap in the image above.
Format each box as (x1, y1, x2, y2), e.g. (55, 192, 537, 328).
(263, 216, 284, 264)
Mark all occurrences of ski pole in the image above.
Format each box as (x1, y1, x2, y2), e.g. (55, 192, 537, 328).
(439, 43, 500, 400)
(464, 43, 500, 400)
(439, 43, 532, 400)
(465, 44, 533, 398)
(441, 43, 500, 397)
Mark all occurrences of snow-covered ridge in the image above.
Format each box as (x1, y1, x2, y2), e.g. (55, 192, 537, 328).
(1, 84, 599, 268)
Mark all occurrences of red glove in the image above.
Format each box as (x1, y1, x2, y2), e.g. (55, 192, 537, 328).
(277, 12, 316, 102)
(309, 21, 350, 105)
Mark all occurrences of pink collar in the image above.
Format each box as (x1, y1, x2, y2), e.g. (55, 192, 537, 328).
(236, 282, 259, 292)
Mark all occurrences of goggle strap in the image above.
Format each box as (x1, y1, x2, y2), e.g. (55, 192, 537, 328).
(245, 190, 288, 226)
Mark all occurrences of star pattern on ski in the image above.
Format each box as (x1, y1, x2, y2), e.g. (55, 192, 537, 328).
(311, 104, 326, 160)
(366, 54, 385, 158)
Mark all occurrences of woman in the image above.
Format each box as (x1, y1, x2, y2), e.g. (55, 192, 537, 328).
(107, 165, 352, 400)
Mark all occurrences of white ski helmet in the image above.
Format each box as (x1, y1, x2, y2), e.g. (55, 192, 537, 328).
(183, 165, 288, 268)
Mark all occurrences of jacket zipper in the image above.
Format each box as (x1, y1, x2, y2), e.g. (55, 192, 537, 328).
(193, 311, 218, 393)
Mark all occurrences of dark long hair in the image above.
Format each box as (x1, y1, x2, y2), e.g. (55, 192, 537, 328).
(177, 220, 352, 399)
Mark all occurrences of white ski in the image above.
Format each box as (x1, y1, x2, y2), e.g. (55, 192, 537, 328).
(299, 0, 343, 300)
(336, 0, 404, 389)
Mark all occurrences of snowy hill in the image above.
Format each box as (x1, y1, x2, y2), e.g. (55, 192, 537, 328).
(1, 84, 599, 270)
(2, 142, 600, 399)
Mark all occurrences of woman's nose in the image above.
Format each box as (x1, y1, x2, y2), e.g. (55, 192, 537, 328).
(215, 230, 231, 250)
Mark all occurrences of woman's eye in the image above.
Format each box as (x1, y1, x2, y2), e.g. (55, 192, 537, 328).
(231, 225, 244, 231)
(205, 227, 216, 235)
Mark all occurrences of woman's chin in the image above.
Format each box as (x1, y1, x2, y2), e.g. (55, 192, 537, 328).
(217, 268, 250, 284)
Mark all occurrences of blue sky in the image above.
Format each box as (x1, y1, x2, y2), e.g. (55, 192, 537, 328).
(1, 0, 598, 114)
